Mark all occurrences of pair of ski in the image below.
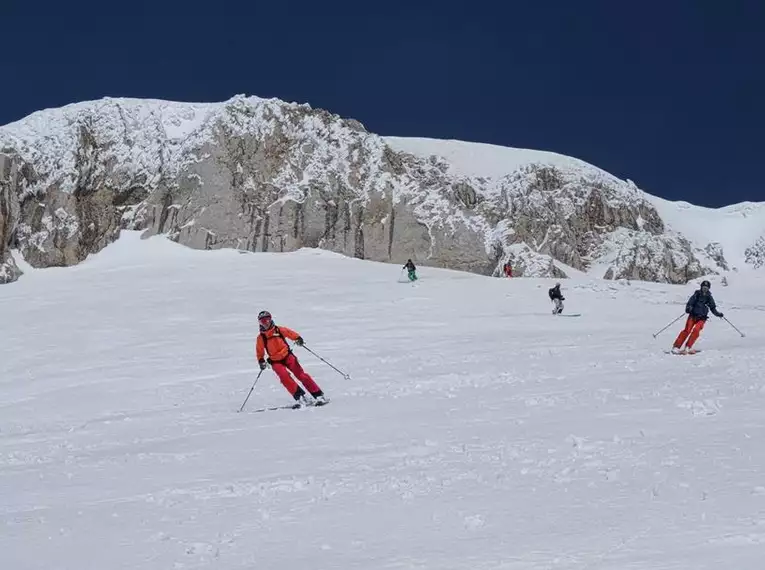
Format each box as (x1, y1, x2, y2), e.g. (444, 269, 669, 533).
(250, 398, 330, 414)
(664, 349, 702, 356)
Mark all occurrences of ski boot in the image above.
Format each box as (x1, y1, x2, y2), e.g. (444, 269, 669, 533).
(311, 390, 329, 406)
(291, 388, 310, 409)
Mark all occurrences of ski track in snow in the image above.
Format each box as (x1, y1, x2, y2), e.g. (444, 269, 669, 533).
(2, 232, 765, 569)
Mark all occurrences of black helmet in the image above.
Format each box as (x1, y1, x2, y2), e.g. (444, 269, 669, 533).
(258, 310, 273, 331)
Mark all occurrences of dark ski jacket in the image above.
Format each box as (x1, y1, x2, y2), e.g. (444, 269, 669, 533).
(548, 285, 564, 301)
(685, 290, 721, 320)
(404, 260, 416, 272)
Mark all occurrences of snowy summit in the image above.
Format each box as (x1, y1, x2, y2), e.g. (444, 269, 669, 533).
(1, 95, 764, 286)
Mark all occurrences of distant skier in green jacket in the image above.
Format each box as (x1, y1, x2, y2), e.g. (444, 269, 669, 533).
(403, 259, 418, 281)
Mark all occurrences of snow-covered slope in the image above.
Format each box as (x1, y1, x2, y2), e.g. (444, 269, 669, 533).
(646, 196, 765, 271)
(384, 136, 596, 179)
(2, 233, 765, 569)
(1, 96, 763, 286)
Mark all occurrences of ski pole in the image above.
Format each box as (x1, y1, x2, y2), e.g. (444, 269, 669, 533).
(238, 369, 264, 413)
(301, 345, 351, 380)
(723, 316, 746, 338)
(652, 313, 685, 338)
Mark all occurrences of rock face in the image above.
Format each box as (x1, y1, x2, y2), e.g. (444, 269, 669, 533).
(0, 95, 753, 285)
(0, 154, 23, 284)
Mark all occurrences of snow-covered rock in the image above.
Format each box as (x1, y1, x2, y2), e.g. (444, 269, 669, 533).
(744, 237, 765, 269)
(0, 95, 760, 284)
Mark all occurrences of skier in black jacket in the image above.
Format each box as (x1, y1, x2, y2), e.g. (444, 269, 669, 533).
(549, 282, 564, 314)
(672, 280, 724, 353)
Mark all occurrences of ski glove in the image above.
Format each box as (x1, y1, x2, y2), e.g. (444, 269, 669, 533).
(258, 360, 267, 371)
(295, 336, 305, 346)
(717, 312, 724, 318)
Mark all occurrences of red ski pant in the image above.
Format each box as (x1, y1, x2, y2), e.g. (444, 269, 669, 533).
(673, 316, 706, 349)
(271, 353, 321, 396)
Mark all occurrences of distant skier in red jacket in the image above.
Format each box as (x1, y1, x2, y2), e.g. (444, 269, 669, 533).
(503, 262, 512, 277)
(255, 310, 327, 406)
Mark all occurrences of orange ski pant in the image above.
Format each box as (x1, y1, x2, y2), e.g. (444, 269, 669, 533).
(673, 316, 705, 349)
(271, 353, 321, 396)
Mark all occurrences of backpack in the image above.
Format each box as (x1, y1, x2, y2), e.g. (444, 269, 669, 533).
(260, 326, 292, 363)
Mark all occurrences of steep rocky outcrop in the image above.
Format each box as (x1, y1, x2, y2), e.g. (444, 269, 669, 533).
(0, 95, 746, 285)
(0, 154, 22, 283)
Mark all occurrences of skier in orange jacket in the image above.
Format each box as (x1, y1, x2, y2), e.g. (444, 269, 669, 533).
(256, 311, 327, 406)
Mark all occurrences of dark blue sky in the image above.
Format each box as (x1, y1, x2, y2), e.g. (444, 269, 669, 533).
(3, 0, 763, 207)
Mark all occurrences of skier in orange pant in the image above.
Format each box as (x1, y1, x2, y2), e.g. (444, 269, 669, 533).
(672, 280, 724, 354)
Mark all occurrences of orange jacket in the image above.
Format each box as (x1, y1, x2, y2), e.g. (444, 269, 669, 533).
(256, 325, 300, 362)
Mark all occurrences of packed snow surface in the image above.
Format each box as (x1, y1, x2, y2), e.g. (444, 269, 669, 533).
(2, 232, 765, 569)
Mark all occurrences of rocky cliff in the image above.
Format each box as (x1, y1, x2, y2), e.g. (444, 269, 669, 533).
(0, 95, 761, 285)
